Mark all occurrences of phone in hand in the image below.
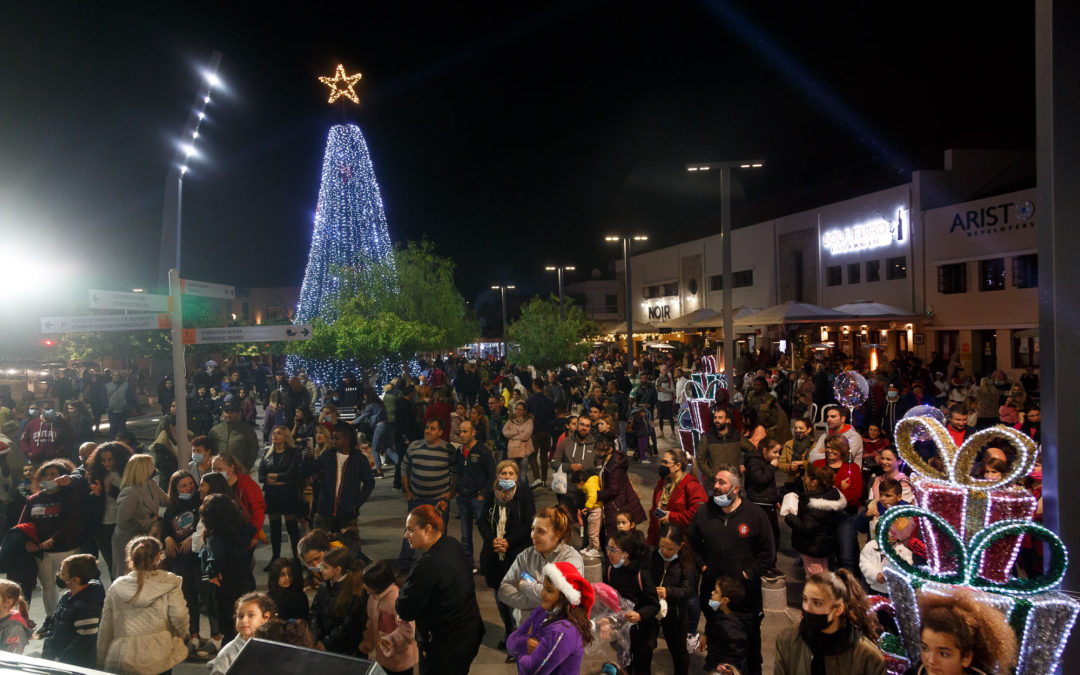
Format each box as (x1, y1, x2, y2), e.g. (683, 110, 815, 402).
(653, 508, 668, 519)
(520, 571, 537, 584)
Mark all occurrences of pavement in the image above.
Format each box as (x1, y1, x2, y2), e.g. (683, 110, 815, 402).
(19, 409, 811, 674)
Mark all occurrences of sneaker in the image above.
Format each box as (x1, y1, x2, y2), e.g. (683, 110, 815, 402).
(686, 632, 701, 654)
(530, 479, 543, 488)
(196, 637, 222, 658)
(187, 637, 200, 659)
(640, 459, 652, 464)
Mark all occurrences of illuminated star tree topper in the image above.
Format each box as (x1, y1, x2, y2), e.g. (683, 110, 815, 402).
(318, 64, 363, 104)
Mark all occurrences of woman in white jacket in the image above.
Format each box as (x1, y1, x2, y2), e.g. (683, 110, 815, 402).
(98, 536, 189, 675)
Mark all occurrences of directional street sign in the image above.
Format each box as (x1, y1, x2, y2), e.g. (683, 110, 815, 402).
(180, 278, 235, 300)
(41, 313, 171, 334)
(181, 324, 313, 345)
(89, 289, 170, 312)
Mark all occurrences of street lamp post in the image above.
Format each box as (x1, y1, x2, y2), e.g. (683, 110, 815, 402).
(686, 160, 764, 385)
(605, 235, 648, 363)
(544, 265, 576, 320)
(491, 284, 515, 357)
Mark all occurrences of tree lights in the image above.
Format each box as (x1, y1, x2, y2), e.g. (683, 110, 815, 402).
(319, 64, 363, 104)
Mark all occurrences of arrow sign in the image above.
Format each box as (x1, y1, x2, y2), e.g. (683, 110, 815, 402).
(181, 324, 314, 345)
(180, 278, 235, 300)
(89, 289, 169, 312)
(41, 313, 171, 334)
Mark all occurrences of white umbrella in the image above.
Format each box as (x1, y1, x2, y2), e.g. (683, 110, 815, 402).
(733, 301, 852, 327)
(643, 341, 676, 350)
(657, 308, 722, 330)
(831, 300, 914, 317)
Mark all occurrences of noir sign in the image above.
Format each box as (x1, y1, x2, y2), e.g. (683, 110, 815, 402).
(647, 305, 671, 321)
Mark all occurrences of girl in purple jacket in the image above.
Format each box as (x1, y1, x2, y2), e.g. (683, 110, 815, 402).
(507, 561, 594, 675)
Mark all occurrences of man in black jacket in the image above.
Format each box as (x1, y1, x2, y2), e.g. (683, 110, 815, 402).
(456, 419, 494, 568)
(525, 380, 555, 488)
(688, 465, 776, 675)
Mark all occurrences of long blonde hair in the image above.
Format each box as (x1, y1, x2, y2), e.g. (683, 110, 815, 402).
(120, 454, 155, 488)
(312, 425, 332, 459)
(125, 535, 162, 601)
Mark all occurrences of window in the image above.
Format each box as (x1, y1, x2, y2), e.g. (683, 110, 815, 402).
(709, 274, 722, 291)
(266, 305, 286, 321)
(732, 270, 754, 288)
(643, 285, 659, 299)
(826, 266, 842, 287)
(662, 282, 679, 297)
(937, 263, 967, 294)
(241, 302, 250, 321)
(866, 260, 880, 282)
(1013, 334, 1039, 368)
(978, 258, 1006, 291)
(1013, 254, 1038, 288)
(604, 294, 617, 311)
(886, 256, 907, 280)
(847, 263, 860, 284)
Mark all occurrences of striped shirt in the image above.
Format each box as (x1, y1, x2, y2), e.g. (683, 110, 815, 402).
(402, 439, 459, 497)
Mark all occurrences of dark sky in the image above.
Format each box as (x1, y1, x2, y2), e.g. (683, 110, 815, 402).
(0, 2, 1034, 324)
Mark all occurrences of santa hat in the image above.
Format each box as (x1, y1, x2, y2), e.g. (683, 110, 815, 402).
(543, 561, 595, 615)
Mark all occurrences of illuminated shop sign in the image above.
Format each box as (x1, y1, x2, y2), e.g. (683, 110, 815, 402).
(821, 210, 906, 254)
(647, 305, 671, 321)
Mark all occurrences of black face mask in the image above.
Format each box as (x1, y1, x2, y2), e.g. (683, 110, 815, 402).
(658, 465, 671, 480)
(55, 575, 68, 590)
(803, 610, 834, 634)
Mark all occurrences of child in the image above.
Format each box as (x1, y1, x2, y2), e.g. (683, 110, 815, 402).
(267, 557, 310, 622)
(507, 561, 594, 674)
(981, 456, 1008, 483)
(359, 560, 417, 675)
(911, 587, 1017, 675)
(572, 469, 603, 551)
(0, 580, 30, 655)
(42, 554, 104, 667)
(615, 510, 646, 549)
(208, 592, 276, 675)
(783, 464, 846, 575)
(254, 617, 315, 648)
(859, 478, 914, 594)
(605, 530, 660, 674)
(162, 469, 203, 657)
(701, 576, 747, 674)
(310, 547, 367, 656)
(649, 524, 697, 675)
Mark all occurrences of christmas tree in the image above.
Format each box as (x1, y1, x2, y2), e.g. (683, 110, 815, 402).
(288, 121, 394, 385)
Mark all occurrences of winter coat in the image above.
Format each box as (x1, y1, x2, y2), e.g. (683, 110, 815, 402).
(506, 605, 585, 675)
(43, 579, 105, 667)
(199, 527, 255, 597)
(97, 570, 189, 675)
(704, 610, 748, 672)
(779, 436, 813, 475)
(812, 460, 862, 509)
(785, 487, 846, 559)
(744, 451, 780, 505)
(646, 472, 707, 546)
(312, 449, 375, 519)
(774, 622, 886, 675)
(209, 420, 260, 472)
(604, 559, 661, 644)
(310, 578, 366, 655)
(648, 549, 697, 627)
(231, 473, 266, 535)
(498, 543, 584, 612)
(696, 427, 755, 480)
(596, 450, 646, 534)
(687, 499, 776, 612)
(0, 610, 30, 655)
(258, 446, 302, 506)
(502, 416, 534, 459)
(113, 481, 169, 580)
(360, 584, 417, 672)
(396, 534, 484, 653)
(478, 486, 536, 589)
(19, 484, 84, 552)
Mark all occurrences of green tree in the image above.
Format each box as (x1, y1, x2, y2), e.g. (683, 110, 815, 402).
(506, 295, 598, 371)
(287, 239, 478, 365)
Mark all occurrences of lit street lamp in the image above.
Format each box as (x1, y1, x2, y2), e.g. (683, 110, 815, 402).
(686, 160, 764, 383)
(544, 265, 576, 320)
(491, 284, 516, 356)
(605, 235, 648, 362)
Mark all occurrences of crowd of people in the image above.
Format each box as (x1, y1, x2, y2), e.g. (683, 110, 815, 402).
(0, 346, 1042, 674)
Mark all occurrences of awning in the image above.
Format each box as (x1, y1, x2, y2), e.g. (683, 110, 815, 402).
(656, 308, 722, 330)
(596, 320, 662, 334)
(733, 301, 853, 327)
(831, 300, 915, 318)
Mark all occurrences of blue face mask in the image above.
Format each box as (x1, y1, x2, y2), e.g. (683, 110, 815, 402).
(178, 492, 195, 500)
(43, 409, 58, 422)
(708, 599, 722, 611)
(713, 489, 734, 508)
(661, 552, 678, 563)
(497, 479, 517, 491)
(192, 453, 205, 463)
(612, 558, 626, 569)
(28, 409, 39, 418)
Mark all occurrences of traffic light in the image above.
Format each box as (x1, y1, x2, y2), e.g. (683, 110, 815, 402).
(41, 339, 55, 347)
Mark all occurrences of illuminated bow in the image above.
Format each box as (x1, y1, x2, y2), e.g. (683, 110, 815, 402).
(894, 417, 1038, 491)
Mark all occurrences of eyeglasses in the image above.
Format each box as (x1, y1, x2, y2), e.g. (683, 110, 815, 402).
(607, 547, 623, 554)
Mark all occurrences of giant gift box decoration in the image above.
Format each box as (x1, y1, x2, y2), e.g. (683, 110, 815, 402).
(676, 355, 726, 459)
(873, 416, 1077, 675)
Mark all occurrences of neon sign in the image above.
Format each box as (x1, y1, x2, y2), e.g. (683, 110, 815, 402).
(822, 210, 905, 254)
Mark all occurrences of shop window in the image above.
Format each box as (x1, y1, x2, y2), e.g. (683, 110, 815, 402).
(937, 263, 967, 294)
(1013, 254, 1038, 288)
(978, 258, 1006, 291)
(847, 263, 860, 284)
(642, 285, 659, 299)
(662, 282, 679, 297)
(1013, 334, 1039, 367)
(266, 305, 286, 321)
(826, 266, 842, 287)
(886, 256, 907, 280)
(732, 270, 754, 288)
(866, 260, 881, 282)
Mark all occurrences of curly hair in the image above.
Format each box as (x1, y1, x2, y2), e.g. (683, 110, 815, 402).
(32, 459, 74, 492)
(918, 587, 1017, 672)
(86, 441, 131, 483)
(199, 493, 247, 538)
(254, 617, 315, 649)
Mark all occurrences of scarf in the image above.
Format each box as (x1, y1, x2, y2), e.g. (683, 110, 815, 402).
(799, 620, 859, 675)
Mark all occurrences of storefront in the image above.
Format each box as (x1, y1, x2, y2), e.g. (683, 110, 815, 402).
(922, 188, 1038, 379)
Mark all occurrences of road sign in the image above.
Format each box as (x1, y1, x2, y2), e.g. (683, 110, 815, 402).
(89, 289, 170, 312)
(41, 313, 171, 334)
(181, 324, 313, 345)
(180, 278, 235, 300)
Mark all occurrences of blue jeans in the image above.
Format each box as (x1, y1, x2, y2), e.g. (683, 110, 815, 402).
(458, 494, 485, 562)
(397, 497, 448, 569)
(834, 509, 858, 573)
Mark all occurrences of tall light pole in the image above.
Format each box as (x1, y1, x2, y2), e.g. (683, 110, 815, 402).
(544, 265, 576, 320)
(491, 284, 515, 356)
(686, 160, 764, 384)
(605, 235, 648, 363)
(165, 55, 222, 469)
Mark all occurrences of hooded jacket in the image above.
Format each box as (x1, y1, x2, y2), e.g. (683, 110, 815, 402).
(596, 450, 646, 533)
(784, 487, 847, 559)
(498, 542, 584, 612)
(745, 450, 780, 505)
(20, 416, 73, 464)
(360, 583, 417, 672)
(97, 570, 189, 675)
(507, 605, 585, 674)
(551, 433, 598, 472)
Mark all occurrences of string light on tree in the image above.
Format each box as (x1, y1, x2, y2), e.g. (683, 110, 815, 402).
(319, 64, 363, 104)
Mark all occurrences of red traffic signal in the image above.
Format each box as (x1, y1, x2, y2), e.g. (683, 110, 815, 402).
(42, 339, 55, 347)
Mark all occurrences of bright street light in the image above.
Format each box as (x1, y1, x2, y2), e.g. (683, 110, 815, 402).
(605, 235, 648, 361)
(545, 265, 577, 320)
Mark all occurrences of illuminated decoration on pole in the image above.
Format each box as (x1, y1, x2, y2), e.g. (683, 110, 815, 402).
(676, 356, 727, 458)
(288, 123, 395, 384)
(318, 64, 363, 104)
(869, 414, 1079, 674)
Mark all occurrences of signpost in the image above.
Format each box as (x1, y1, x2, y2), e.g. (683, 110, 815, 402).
(41, 313, 171, 333)
(182, 324, 312, 345)
(88, 290, 170, 313)
(179, 278, 235, 299)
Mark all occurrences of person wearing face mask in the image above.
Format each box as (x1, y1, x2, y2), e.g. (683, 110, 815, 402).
(688, 465, 775, 675)
(1016, 404, 1041, 443)
(880, 383, 903, 434)
(646, 449, 706, 547)
(595, 437, 646, 542)
(779, 418, 814, 495)
(648, 524, 697, 675)
(188, 436, 214, 482)
(774, 569, 886, 675)
(20, 400, 74, 467)
(161, 470, 203, 657)
(603, 529, 660, 674)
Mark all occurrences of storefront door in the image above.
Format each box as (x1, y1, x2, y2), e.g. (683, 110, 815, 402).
(937, 331, 959, 359)
(974, 330, 998, 378)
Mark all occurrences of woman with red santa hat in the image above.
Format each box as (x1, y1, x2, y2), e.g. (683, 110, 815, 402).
(506, 561, 594, 674)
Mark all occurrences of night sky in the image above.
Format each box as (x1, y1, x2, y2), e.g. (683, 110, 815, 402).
(0, 2, 1034, 328)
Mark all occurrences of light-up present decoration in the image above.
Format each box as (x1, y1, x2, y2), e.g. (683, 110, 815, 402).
(873, 415, 1078, 674)
(676, 357, 727, 458)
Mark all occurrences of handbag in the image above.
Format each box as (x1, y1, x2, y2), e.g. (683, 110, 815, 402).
(551, 466, 568, 495)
